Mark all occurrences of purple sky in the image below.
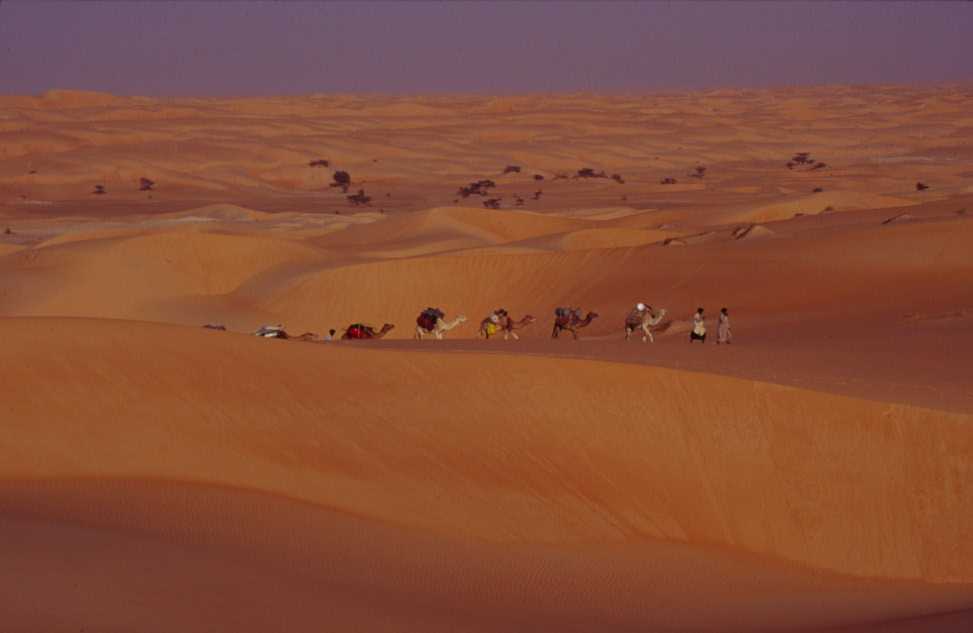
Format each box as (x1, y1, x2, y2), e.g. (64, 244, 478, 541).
(1, 1, 971, 96)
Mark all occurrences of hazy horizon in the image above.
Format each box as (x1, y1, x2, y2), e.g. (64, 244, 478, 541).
(2, 1, 972, 97)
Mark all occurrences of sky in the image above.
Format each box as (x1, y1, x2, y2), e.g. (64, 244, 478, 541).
(1, 1, 971, 96)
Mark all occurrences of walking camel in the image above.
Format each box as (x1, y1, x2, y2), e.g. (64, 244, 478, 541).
(479, 311, 536, 340)
(415, 308, 467, 340)
(624, 306, 668, 343)
(341, 323, 395, 340)
(551, 308, 599, 339)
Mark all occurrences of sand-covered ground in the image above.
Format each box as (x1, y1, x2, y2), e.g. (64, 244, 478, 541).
(1, 85, 972, 632)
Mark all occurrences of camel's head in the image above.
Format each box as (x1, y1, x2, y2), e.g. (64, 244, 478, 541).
(456, 315, 468, 323)
(380, 323, 395, 333)
(587, 312, 600, 320)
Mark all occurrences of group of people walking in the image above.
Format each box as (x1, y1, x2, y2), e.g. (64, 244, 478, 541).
(690, 307, 732, 345)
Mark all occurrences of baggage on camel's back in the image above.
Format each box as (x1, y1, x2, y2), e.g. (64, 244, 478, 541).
(254, 324, 286, 338)
(625, 307, 645, 328)
(417, 307, 444, 331)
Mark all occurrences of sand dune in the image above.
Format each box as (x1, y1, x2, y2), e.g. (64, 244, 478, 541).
(2, 85, 972, 631)
(729, 191, 917, 224)
(0, 226, 327, 322)
(1, 318, 971, 631)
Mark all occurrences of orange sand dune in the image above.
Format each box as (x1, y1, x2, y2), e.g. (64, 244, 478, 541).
(1, 318, 972, 632)
(2, 85, 973, 631)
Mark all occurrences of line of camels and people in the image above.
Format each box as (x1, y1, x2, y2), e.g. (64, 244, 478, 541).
(247, 302, 733, 344)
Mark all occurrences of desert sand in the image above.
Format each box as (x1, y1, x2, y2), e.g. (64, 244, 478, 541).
(1, 85, 972, 632)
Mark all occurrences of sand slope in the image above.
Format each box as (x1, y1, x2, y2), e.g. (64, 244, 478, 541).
(1, 318, 972, 632)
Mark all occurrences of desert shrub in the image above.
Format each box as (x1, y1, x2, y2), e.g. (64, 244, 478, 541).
(660, 177, 678, 185)
(483, 198, 501, 209)
(611, 174, 625, 184)
(916, 182, 929, 191)
(331, 171, 351, 193)
(503, 165, 522, 174)
(347, 189, 371, 206)
(533, 190, 542, 200)
(576, 168, 607, 178)
(812, 187, 823, 193)
(139, 177, 155, 191)
(458, 179, 496, 198)
(533, 174, 544, 181)
(93, 185, 106, 195)
(308, 159, 330, 167)
(692, 166, 706, 178)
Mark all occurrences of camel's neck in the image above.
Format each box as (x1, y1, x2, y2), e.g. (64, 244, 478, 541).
(441, 317, 463, 330)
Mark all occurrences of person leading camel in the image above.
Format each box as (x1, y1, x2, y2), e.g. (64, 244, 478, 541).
(717, 307, 732, 344)
(690, 308, 706, 343)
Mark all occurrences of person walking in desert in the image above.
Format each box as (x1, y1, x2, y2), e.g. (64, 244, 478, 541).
(690, 307, 707, 343)
(717, 307, 732, 344)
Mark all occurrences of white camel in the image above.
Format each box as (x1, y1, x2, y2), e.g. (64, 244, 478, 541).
(415, 315, 467, 340)
(625, 306, 668, 343)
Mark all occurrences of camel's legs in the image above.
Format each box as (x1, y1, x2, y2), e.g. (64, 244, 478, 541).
(509, 331, 519, 341)
(415, 327, 424, 340)
(625, 328, 632, 341)
(639, 323, 654, 343)
(551, 325, 560, 338)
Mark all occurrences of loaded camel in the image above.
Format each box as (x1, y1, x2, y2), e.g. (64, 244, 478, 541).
(551, 307, 599, 339)
(341, 323, 395, 340)
(415, 308, 467, 340)
(624, 304, 668, 343)
(253, 324, 318, 341)
(479, 309, 536, 340)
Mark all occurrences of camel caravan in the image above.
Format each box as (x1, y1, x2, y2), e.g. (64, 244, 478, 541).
(243, 301, 685, 344)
